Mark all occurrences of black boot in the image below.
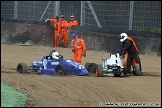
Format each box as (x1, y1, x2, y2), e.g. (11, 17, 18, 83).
(125, 67, 130, 76)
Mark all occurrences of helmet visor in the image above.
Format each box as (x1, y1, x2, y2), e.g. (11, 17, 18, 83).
(119, 35, 125, 39)
(120, 39, 124, 42)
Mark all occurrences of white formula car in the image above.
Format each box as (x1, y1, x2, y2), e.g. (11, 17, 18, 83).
(85, 52, 141, 77)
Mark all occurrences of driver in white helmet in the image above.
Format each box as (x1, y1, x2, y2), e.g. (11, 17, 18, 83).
(119, 33, 142, 76)
(51, 52, 60, 60)
(50, 50, 63, 60)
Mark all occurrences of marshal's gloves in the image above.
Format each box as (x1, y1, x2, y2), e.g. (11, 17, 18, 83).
(121, 54, 125, 59)
(116, 48, 123, 55)
(45, 19, 49, 22)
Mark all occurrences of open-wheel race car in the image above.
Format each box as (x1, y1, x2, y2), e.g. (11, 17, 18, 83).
(16, 50, 89, 76)
(85, 52, 141, 77)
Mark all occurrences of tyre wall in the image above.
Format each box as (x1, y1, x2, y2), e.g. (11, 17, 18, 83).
(1, 17, 161, 56)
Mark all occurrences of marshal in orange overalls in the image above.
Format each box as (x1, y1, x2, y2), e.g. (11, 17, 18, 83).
(59, 15, 69, 48)
(68, 15, 79, 34)
(48, 16, 60, 47)
(122, 36, 138, 69)
(71, 32, 86, 64)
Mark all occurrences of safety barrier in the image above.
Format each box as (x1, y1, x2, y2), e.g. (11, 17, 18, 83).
(1, 17, 161, 56)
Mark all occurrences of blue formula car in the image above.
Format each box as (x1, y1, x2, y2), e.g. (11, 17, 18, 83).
(16, 50, 89, 76)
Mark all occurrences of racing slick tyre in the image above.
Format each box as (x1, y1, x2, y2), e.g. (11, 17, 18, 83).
(123, 61, 136, 75)
(96, 64, 103, 77)
(133, 63, 141, 76)
(85, 62, 91, 71)
(113, 67, 121, 77)
(85, 62, 90, 68)
(16, 63, 28, 73)
(55, 64, 67, 76)
(85, 63, 97, 73)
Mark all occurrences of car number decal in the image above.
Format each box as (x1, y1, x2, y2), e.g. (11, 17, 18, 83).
(66, 60, 72, 62)
(51, 62, 59, 65)
(43, 59, 47, 69)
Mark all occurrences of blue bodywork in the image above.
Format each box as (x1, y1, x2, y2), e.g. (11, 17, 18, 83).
(31, 56, 89, 76)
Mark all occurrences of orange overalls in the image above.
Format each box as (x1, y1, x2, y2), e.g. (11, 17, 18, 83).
(122, 37, 138, 69)
(69, 20, 78, 26)
(59, 20, 69, 48)
(49, 19, 61, 47)
(71, 37, 86, 64)
(68, 19, 78, 35)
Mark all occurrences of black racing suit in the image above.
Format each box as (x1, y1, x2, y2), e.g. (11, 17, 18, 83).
(121, 39, 142, 75)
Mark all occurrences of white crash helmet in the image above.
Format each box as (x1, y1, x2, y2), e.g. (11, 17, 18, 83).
(52, 52, 60, 60)
(119, 33, 128, 42)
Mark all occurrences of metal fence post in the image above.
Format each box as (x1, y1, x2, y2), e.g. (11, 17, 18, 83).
(14, 1, 18, 19)
(80, 1, 85, 26)
(129, 1, 134, 30)
(54, 1, 60, 17)
(87, 1, 102, 28)
(40, 1, 52, 20)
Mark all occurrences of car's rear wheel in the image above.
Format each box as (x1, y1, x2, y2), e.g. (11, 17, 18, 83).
(54, 64, 67, 76)
(133, 63, 141, 76)
(96, 64, 103, 77)
(16, 63, 28, 73)
(87, 63, 97, 73)
(85, 62, 91, 72)
(85, 62, 90, 69)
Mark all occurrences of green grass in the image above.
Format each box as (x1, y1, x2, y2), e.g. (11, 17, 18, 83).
(1, 82, 27, 107)
(136, 28, 161, 33)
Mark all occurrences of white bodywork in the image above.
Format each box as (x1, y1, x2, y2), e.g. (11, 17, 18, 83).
(102, 53, 124, 76)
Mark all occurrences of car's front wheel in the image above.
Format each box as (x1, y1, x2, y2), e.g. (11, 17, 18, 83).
(16, 63, 28, 73)
(54, 64, 67, 76)
(133, 63, 141, 76)
(96, 64, 103, 77)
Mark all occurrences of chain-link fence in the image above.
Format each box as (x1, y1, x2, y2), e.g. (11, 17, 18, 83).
(1, 1, 56, 21)
(82, 1, 161, 30)
(1, 1, 161, 31)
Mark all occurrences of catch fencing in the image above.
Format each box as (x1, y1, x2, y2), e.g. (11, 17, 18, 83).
(1, 1, 161, 31)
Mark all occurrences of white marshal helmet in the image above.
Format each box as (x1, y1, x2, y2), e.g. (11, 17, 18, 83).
(119, 33, 128, 42)
(52, 52, 60, 60)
